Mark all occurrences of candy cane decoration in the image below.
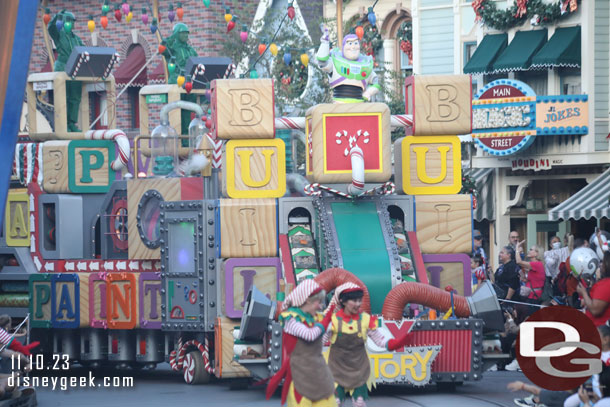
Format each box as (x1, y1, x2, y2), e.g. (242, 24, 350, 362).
(347, 146, 364, 196)
(169, 337, 213, 374)
(223, 64, 237, 79)
(192, 64, 206, 83)
(390, 114, 413, 128)
(304, 183, 351, 199)
(85, 129, 130, 171)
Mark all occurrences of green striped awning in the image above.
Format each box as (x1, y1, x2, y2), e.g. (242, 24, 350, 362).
(463, 34, 508, 75)
(466, 168, 495, 221)
(492, 29, 548, 73)
(548, 168, 610, 221)
(531, 26, 581, 69)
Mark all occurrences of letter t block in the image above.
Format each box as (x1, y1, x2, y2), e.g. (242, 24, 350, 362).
(405, 75, 472, 136)
(210, 79, 275, 140)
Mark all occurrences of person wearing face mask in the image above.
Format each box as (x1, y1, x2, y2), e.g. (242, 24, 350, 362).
(544, 235, 573, 288)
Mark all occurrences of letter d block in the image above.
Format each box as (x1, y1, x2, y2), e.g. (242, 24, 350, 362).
(211, 79, 275, 139)
(415, 195, 472, 254)
(68, 140, 116, 193)
(405, 75, 472, 136)
(29, 274, 52, 328)
(222, 139, 286, 198)
(394, 136, 461, 195)
(4, 190, 29, 246)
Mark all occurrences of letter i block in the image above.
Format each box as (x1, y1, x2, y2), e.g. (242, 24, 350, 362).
(51, 274, 79, 328)
(107, 273, 138, 329)
(210, 78, 275, 140)
(220, 199, 277, 258)
(222, 139, 286, 198)
(305, 103, 391, 184)
(405, 75, 472, 136)
(415, 195, 473, 254)
(68, 140, 116, 193)
(223, 258, 282, 318)
(394, 136, 462, 195)
(4, 189, 29, 246)
(30, 274, 52, 328)
(89, 273, 108, 328)
(139, 273, 161, 329)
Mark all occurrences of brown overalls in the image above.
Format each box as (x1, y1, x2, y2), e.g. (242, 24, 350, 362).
(290, 334, 335, 401)
(327, 317, 370, 390)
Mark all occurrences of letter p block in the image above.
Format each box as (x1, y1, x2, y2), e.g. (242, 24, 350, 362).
(68, 140, 116, 193)
(405, 75, 472, 136)
(210, 79, 275, 139)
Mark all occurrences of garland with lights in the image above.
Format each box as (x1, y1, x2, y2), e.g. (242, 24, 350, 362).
(459, 174, 479, 197)
(396, 20, 412, 65)
(473, 0, 579, 31)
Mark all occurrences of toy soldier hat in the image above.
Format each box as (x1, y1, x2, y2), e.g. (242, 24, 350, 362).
(63, 11, 76, 22)
(173, 22, 189, 34)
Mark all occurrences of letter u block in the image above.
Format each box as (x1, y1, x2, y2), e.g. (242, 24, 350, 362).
(222, 139, 286, 198)
(210, 79, 275, 139)
(394, 136, 462, 195)
(405, 75, 472, 136)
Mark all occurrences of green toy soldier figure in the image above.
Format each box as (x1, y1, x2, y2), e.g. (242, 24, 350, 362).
(162, 23, 198, 134)
(48, 10, 84, 133)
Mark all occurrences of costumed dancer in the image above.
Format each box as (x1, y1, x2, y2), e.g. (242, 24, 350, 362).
(323, 283, 412, 407)
(266, 280, 337, 407)
(316, 26, 380, 103)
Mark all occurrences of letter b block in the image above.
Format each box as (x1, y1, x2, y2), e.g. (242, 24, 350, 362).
(222, 139, 286, 198)
(211, 79, 275, 140)
(405, 75, 472, 136)
(394, 136, 461, 195)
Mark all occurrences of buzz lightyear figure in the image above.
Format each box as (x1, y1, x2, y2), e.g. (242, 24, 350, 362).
(316, 26, 380, 103)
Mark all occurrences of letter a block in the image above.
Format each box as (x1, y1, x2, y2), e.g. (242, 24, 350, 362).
(394, 136, 462, 195)
(222, 139, 286, 198)
(51, 273, 79, 328)
(415, 195, 473, 254)
(211, 79, 275, 140)
(405, 75, 472, 136)
(4, 189, 29, 246)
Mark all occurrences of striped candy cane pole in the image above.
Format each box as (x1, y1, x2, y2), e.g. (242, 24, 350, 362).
(275, 117, 306, 130)
(85, 129, 130, 171)
(347, 146, 364, 197)
(390, 114, 413, 128)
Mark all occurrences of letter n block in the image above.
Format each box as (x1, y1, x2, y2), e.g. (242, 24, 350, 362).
(4, 189, 29, 246)
(51, 273, 79, 328)
(222, 139, 286, 198)
(211, 79, 275, 139)
(394, 136, 462, 195)
(220, 199, 277, 258)
(30, 274, 52, 328)
(107, 273, 138, 329)
(68, 140, 116, 193)
(223, 258, 282, 318)
(415, 195, 472, 254)
(305, 103, 391, 184)
(139, 273, 161, 329)
(405, 75, 472, 136)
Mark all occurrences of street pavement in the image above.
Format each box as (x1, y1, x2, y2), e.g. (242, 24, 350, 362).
(31, 364, 536, 407)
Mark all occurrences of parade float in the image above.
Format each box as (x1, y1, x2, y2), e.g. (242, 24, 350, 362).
(0, 0, 505, 393)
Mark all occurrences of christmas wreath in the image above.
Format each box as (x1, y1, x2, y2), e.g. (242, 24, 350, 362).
(397, 21, 412, 65)
(472, 0, 579, 31)
(273, 55, 308, 101)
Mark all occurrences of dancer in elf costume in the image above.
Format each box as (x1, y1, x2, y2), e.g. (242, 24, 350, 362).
(323, 283, 413, 407)
(266, 279, 337, 407)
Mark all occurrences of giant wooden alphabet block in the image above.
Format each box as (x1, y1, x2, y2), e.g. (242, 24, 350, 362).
(394, 136, 462, 195)
(423, 254, 472, 296)
(43, 140, 116, 193)
(211, 79, 275, 140)
(222, 258, 282, 318)
(305, 103, 391, 184)
(4, 189, 29, 246)
(139, 273, 162, 329)
(405, 75, 472, 136)
(220, 199, 277, 258)
(76, 273, 90, 327)
(89, 272, 107, 328)
(214, 316, 251, 378)
(51, 274, 79, 328)
(222, 139, 286, 198)
(415, 195, 473, 254)
(106, 273, 139, 329)
(29, 274, 52, 328)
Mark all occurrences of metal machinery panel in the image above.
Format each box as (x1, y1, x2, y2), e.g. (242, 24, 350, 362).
(38, 194, 84, 259)
(314, 196, 402, 313)
(159, 200, 217, 332)
(99, 181, 128, 259)
(408, 319, 484, 382)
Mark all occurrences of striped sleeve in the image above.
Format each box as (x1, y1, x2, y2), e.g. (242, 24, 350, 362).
(367, 328, 387, 348)
(0, 328, 12, 345)
(284, 318, 323, 342)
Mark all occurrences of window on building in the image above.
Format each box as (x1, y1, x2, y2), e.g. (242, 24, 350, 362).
(464, 42, 477, 66)
(128, 87, 140, 129)
(560, 68, 582, 95)
(89, 90, 108, 130)
(517, 71, 547, 95)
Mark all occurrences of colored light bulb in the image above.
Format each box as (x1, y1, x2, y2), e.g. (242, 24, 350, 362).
(356, 26, 364, 40)
(43, 9, 51, 25)
(88, 17, 95, 33)
(168, 4, 175, 22)
(240, 29, 248, 43)
(177, 75, 185, 87)
(269, 43, 278, 56)
(300, 53, 309, 67)
(141, 9, 148, 25)
(227, 20, 235, 32)
(250, 70, 259, 79)
(367, 7, 376, 26)
(122, 2, 130, 15)
(64, 21, 73, 33)
(283, 52, 291, 65)
(101, 15, 108, 29)
(176, 3, 183, 21)
(287, 4, 295, 20)
(258, 43, 266, 55)
(202, 0, 210, 7)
